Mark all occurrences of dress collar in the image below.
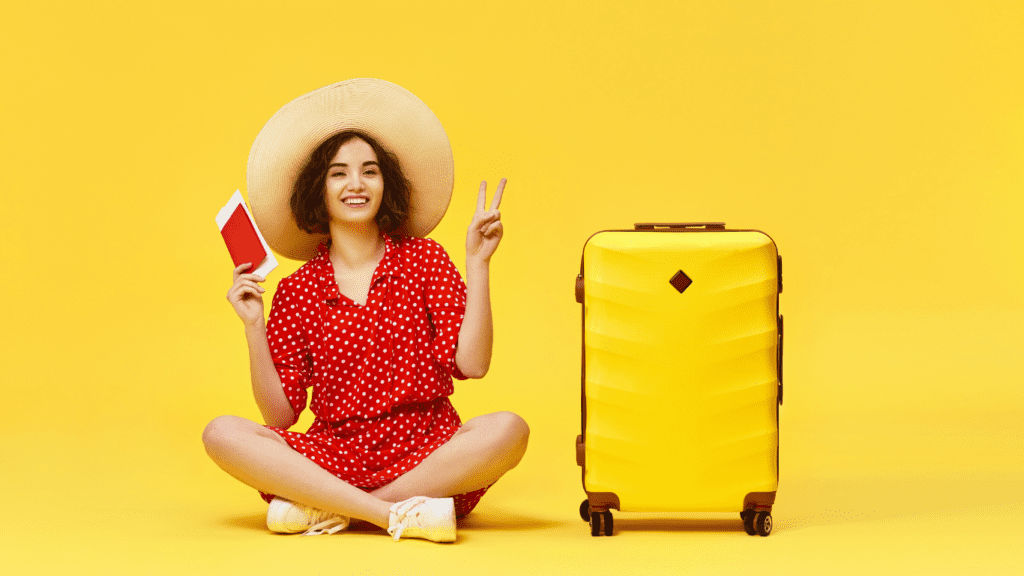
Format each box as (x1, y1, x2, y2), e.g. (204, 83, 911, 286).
(314, 232, 404, 304)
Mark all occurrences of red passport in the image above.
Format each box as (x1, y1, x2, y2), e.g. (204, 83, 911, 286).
(216, 190, 278, 276)
(221, 203, 266, 272)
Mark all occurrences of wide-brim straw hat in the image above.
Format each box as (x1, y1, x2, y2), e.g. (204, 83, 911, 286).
(247, 78, 454, 261)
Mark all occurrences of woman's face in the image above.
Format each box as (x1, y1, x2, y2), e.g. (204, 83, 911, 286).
(324, 137, 385, 228)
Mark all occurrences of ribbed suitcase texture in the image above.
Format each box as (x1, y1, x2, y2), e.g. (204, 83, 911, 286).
(576, 223, 782, 537)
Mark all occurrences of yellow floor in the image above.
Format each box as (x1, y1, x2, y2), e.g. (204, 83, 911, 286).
(7, 409, 1023, 575)
(9, 481, 1023, 575)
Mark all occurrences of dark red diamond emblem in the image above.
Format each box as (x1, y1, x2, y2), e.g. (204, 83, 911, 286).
(669, 270, 692, 293)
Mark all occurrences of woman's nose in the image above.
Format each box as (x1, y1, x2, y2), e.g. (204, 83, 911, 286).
(347, 176, 366, 191)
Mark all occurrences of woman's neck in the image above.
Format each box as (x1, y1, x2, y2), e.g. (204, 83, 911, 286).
(327, 220, 384, 270)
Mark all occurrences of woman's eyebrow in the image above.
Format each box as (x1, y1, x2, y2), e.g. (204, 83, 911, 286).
(328, 161, 379, 168)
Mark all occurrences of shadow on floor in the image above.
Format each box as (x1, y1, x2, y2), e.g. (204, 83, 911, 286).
(458, 508, 561, 532)
(608, 517, 745, 535)
(219, 514, 267, 531)
(215, 507, 559, 535)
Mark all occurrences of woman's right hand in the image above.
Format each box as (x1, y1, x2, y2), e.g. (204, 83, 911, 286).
(227, 263, 266, 327)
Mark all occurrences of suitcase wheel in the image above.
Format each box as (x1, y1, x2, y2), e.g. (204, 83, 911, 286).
(589, 510, 614, 537)
(579, 500, 591, 522)
(602, 511, 614, 536)
(754, 512, 772, 537)
(741, 511, 757, 535)
(741, 510, 773, 537)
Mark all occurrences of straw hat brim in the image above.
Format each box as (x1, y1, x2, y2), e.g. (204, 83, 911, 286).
(246, 79, 454, 261)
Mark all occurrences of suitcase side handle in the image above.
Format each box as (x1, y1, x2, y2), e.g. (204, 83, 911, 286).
(777, 315, 784, 406)
(634, 222, 726, 230)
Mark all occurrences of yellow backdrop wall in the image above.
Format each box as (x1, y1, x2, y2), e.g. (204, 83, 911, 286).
(2, 1, 1022, 574)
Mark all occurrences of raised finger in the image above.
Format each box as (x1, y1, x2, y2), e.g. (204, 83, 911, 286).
(476, 181, 487, 213)
(490, 178, 506, 211)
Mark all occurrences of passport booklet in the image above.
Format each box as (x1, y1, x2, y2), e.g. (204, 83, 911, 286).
(215, 190, 278, 277)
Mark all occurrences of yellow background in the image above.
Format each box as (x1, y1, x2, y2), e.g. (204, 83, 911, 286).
(2, 1, 1022, 574)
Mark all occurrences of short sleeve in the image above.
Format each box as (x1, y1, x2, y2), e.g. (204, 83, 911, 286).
(422, 240, 469, 380)
(265, 277, 312, 418)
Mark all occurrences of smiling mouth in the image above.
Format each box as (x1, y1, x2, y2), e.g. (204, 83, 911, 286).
(343, 197, 369, 205)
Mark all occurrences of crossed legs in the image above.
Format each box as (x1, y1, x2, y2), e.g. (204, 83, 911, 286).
(202, 412, 529, 530)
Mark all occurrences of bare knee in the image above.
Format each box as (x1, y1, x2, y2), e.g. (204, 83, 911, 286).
(203, 415, 241, 458)
(483, 411, 530, 466)
(202, 415, 281, 461)
(499, 411, 530, 449)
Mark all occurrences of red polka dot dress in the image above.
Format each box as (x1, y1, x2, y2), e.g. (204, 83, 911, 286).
(259, 233, 486, 516)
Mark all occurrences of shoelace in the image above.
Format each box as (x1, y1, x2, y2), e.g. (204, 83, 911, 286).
(388, 497, 429, 541)
(286, 502, 347, 536)
(303, 517, 348, 536)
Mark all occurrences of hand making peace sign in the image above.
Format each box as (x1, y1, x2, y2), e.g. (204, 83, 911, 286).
(466, 178, 506, 263)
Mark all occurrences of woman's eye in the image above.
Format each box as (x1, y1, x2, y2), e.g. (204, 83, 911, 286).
(364, 170, 378, 176)
(331, 171, 345, 178)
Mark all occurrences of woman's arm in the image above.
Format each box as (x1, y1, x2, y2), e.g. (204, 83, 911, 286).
(455, 179, 505, 378)
(456, 258, 493, 378)
(244, 322, 298, 428)
(227, 264, 299, 428)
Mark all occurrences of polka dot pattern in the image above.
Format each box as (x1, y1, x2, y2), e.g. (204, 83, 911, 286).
(256, 234, 485, 511)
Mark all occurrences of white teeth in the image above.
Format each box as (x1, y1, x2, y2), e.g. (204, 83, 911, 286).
(343, 198, 368, 205)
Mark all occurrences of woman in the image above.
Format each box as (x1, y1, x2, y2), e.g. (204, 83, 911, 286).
(202, 79, 529, 543)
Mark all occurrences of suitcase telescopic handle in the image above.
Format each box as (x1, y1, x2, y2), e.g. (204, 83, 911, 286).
(634, 222, 726, 230)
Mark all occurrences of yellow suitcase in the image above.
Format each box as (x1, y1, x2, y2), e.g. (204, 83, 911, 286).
(575, 223, 783, 537)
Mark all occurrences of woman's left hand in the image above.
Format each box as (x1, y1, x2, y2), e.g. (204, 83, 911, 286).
(466, 178, 505, 263)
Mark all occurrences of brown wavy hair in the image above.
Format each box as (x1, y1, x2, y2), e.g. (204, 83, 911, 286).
(289, 131, 412, 235)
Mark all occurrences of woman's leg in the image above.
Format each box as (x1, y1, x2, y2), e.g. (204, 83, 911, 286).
(202, 415, 392, 528)
(371, 411, 529, 502)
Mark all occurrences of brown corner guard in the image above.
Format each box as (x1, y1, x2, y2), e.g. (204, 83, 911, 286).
(576, 435, 584, 466)
(586, 492, 621, 513)
(743, 492, 776, 512)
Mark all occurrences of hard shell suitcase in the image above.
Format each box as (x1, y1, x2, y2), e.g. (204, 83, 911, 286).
(575, 223, 783, 537)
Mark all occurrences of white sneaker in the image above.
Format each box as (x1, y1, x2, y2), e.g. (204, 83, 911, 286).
(387, 497, 456, 542)
(266, 497, 350, 536)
